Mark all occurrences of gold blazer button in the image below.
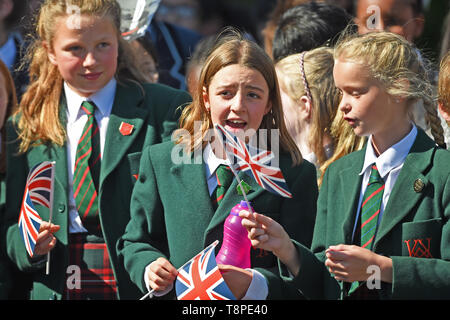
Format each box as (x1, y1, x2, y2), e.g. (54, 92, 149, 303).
(413, 179, 425, 193)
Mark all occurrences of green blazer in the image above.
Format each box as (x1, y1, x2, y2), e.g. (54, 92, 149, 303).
(0, 176, 10, 299)
(3, 81, 191, 300)
(117, 140, 318, 300)
(282, 129, 450, 299)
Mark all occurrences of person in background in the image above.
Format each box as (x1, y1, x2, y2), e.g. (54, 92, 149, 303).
(275, 48, 338, 170)
(272, 1, 353, 62)
(0, 0, 28, 99)
(438, 50, 450, 149)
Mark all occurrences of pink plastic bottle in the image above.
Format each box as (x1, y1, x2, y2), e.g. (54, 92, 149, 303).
(216, 201, 252, 269)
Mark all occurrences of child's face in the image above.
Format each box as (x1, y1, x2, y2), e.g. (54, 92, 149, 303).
(203, 64, 272, 136)
(46, 14, 119, 97)
(333, 59, 407, 139)
(356, 0, 424, 42)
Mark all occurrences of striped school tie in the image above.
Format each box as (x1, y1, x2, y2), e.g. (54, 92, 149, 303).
(360, 164, 385, 250)
(348, 163, 385, 296)
(73, 101, 102, 235)
(211, 165, 233, 210)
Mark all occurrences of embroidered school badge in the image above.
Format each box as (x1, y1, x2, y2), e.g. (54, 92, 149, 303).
(119, 122, 134, 136)
(404, 238, 433, 258)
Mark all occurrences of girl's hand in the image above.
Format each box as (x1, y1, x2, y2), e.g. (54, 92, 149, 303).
(34, 222, 60, 256)
(218, 264, 252, 300)
(146, 257, 178, 292)
(239, 210, 300, 276)
(325, 244, 392, 283)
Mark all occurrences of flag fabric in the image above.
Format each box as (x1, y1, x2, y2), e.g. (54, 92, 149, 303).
(215, 124, 292, 198)
(175, 241, 236, 300)
(18, 161, 54, 257)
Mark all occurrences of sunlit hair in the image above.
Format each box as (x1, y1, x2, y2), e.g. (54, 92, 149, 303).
(0, 60, 18, 173)
(438, 51, 450, 113)
(276, 47, 341, 166)
(334, 31, 445, 148)
(14, 0, 147, 152)
(318, 111, 366, 187)
(176, 28, 302, 165)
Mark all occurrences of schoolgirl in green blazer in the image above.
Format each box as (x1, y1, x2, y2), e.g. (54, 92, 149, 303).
(2, 1, 190, 300)
(118, 31, 318, 300)
(241, 32, 450, 299)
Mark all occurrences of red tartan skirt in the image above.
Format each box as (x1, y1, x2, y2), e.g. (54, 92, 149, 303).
(64, 233, 117, 300)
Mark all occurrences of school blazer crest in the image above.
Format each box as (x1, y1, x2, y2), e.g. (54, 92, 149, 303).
(3, 81, 191, 300)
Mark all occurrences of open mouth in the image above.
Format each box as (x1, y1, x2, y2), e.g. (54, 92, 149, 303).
(225, 119, 247, 129)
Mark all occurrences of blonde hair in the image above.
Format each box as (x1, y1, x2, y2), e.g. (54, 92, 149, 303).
(176, 29, 302, 165)
(276, 47, 340, 166)
(318, 111, 365, 187)
(334, 31, 446, 148)
(438, 50, 450, 114)
(15, 0, 147, 152)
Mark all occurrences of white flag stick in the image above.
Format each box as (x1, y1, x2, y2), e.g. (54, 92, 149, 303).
(46, 162, 56, 275)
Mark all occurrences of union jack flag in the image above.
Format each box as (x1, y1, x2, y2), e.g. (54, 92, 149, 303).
(175, 241, 236, 300)
(215, 124, 292, 198)
(18, 161, 55, 257)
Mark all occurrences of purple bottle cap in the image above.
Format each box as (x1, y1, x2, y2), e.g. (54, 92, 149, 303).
(230, 200, 252, 216)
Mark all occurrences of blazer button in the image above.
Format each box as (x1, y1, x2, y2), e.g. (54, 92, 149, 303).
(58, 204, 65, 213)
(139, 174, 146, 183)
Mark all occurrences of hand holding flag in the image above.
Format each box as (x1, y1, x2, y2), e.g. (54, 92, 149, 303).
(140, 241, 236, 300)
(18, 161, 55, 258)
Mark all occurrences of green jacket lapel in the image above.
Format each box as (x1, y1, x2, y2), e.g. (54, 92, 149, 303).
(374, 130, 436, 248)
(338, 149, 365, 243)
(100, 82, 148, 187)
(169, 158, 216, 234)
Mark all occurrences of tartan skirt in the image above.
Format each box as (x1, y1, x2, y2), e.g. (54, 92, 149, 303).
(64, 233, 117, 300)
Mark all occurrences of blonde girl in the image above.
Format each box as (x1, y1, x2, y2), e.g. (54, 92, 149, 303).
(275, 47, 340, 169)
(241, 31, 450, 300)
(118, 30, 318, 300)
(4, 0, 190, 300)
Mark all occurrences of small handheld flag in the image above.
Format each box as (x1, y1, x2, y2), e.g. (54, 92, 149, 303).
(175, 241, 236, 300)
(18, 162, 55, 257)
(215, 124, 292, 198)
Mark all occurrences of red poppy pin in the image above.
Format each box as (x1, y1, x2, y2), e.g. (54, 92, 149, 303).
(119, 122, 134, 136)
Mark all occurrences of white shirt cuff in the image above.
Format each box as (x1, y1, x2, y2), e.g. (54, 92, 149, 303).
(241, 269, 268, 300)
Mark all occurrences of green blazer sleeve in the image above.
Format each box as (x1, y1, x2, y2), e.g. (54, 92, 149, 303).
(117, 143, 168, 293)
(279, 164, 342, 300)
(2, 119, 42, 273)
(0, 176, 12, 298)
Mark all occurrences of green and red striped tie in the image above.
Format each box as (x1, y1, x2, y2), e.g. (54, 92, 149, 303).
(360, 164, 385, 250)
(348, 163, 385, 296)
(73, 101, 102, 235)
(211, 165, 233, 210)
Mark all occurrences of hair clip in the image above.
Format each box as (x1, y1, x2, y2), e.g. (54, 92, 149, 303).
(299, 52, 313, 104)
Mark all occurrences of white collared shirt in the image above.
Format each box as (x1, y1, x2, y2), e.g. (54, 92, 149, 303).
(64, 79, 117, 233)
(144, 143, 268, 300)
(203, 143, 230, 195)
(351, 125, 418, 242)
